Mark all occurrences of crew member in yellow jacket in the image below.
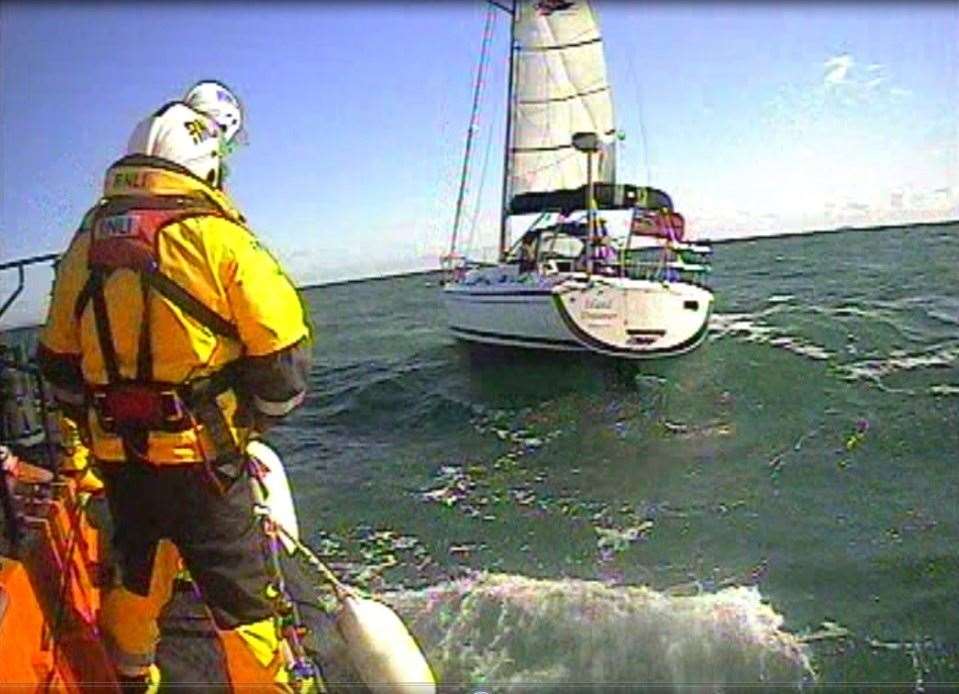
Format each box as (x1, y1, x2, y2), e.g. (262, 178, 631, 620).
(37, 81, 312, 692)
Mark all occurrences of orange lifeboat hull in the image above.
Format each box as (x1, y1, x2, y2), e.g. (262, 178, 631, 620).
(0, 463, 278, 692)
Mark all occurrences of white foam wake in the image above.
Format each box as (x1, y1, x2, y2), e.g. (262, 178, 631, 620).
(320, 572, 816, 692)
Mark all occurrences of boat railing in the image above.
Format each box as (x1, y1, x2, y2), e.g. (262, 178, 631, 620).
(0, 253, 63, 478)
(617, 247, 713, 287)
(440, 252, 482, 284)
(0, 253, 60, 324)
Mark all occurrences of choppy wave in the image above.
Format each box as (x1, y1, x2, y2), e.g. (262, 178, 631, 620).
(709, 298, 959, 389)
(835, 344, 959, 382)
(709, 312, 834, 361)
(316, 573, 814, 692)
(309, 354, 475, 434)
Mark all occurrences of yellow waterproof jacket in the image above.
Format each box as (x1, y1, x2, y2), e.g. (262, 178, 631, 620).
(38, 155, 311, 464)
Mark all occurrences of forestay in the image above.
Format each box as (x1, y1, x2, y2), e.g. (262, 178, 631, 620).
(510, 0, 617, 203)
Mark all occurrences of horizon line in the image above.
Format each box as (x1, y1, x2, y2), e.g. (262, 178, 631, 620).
(1, 216, 956, 333)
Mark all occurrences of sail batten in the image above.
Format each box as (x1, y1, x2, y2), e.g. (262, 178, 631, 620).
(517, 84, 610, 106)
(507, 0, 617, 207)
(521, 36, 602, 52)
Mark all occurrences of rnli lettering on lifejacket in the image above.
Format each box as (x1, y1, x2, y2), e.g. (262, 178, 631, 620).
(95, 214, 137, 239)
(113, 171, 153, 189)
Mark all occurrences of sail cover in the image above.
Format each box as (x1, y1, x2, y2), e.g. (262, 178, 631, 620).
(509, 0, 617, 207)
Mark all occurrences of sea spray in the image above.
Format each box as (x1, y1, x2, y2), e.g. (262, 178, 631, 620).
(311, 572, 814, 692)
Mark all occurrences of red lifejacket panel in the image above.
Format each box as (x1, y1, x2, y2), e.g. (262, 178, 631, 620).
(87, 196, 219, 272)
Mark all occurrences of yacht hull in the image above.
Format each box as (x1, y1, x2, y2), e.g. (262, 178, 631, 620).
(444, 273, 713, 359)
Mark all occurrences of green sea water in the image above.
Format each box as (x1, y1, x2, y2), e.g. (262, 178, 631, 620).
(3, 222, 957, 690)
(274, 222, 958, 689)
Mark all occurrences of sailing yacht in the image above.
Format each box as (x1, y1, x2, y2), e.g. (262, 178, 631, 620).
(443, 0, 713, 359)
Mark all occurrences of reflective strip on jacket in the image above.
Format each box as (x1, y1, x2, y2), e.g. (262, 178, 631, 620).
(38, 155, 311, 464)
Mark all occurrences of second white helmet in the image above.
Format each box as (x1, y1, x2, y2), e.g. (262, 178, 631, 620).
(184, 80, 245, 146)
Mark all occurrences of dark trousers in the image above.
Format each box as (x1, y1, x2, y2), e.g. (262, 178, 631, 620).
(97, 460, 273, 629)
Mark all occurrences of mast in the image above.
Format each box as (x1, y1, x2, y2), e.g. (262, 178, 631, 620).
(497, 0, 518, 262)
(449, 5, 498, 258)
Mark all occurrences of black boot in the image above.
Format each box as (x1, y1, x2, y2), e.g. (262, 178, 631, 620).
(115, 665, 160, 694)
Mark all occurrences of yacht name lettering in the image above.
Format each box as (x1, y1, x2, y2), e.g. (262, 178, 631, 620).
(584, 297, 613, 310)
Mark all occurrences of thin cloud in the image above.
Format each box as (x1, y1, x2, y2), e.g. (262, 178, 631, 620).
(820, 55, 912, 103)
(824, 53, 854, 86)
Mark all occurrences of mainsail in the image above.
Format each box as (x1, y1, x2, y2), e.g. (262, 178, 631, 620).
(508, 0, 617, 206)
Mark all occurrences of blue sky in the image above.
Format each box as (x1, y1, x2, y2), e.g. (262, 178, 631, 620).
(1, 1, 956, 327)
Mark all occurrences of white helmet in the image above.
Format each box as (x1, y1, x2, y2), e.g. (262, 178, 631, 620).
(184, 80, 245, 146)
(126, 102, 224, 187)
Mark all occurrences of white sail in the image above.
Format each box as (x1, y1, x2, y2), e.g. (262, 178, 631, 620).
(509, 0, 617, 201)
(443, 1, 714, 364)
